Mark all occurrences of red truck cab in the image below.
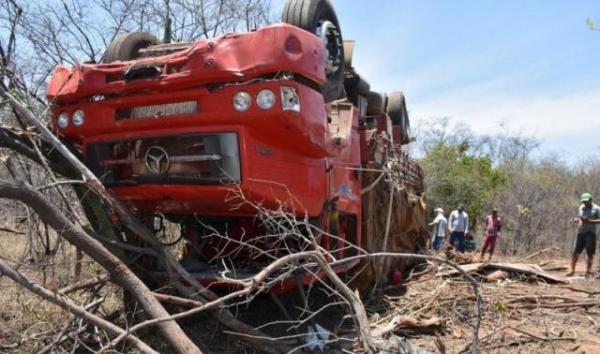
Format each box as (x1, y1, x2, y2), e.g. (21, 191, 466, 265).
(47, 21, 367, 289)
(46, 0, 417, 292)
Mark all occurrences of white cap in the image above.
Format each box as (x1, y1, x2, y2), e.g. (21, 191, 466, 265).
(434, 208, 444, 214)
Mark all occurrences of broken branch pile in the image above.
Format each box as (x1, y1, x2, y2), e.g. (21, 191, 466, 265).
(374, 256, 600, 353)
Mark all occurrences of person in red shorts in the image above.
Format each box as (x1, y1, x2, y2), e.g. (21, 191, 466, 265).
(480, 208, 502, 261)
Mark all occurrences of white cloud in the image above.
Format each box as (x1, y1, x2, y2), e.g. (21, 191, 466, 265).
(410, 85, 600, 138)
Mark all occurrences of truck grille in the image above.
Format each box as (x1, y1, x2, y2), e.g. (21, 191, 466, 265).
(115, 101, 198, 120)
(85, 133, 240, 185)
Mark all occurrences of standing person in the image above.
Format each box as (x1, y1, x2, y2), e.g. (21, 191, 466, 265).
(428, 208, 447, 252)
(567, 193, 600, 277)
(480, 208, 502, 260)
(448, 204, 469, 253)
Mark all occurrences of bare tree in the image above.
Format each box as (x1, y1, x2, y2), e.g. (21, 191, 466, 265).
(1, 0, 273, 100)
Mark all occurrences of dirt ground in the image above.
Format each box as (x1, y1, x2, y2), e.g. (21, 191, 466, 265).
(2, 228, 600, 354)
(374, 252, 600, 354)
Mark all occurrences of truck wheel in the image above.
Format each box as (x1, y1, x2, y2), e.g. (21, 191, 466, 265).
(102, 32, 161, 63)
(386, 91, 411, 144)
(366, 91, 386, 115)
(282, 0, 345, 102)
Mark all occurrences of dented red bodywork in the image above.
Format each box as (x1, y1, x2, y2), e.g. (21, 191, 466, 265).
(47, 23, 366, 292)
(48, 24, 326, 103)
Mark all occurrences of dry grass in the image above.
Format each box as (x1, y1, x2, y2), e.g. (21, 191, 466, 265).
(0, 231, 123, 353)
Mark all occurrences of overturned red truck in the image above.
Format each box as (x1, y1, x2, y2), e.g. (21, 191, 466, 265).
(46, 0, 424, 292)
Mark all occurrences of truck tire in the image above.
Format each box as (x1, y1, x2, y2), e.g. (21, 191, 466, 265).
(386, 91, 411, 144)
(103, 32, 161, 63)
(344, 72, 370, 96)
(282, 0, 345, 102)
(366, 91, 386, 116)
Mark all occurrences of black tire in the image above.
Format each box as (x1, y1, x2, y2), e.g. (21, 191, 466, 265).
(366, 91, 386, 116)
(344, 72, 370, 108)
(386, 91, 411, 145)
(103, 32, 161, 63)
(344, 72, 370, 96)
(282, 0, 345, 102)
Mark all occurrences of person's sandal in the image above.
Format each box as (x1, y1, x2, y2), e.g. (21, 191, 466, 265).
(585, 271, 593, 279)
(565, 271, 575, 277)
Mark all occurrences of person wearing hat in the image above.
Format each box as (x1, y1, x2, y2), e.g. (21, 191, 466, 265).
(448, 204, 469, 253)
(566, 193, 600, 277)
(480, 208, 502, 260)
(428, 208, 448, 252)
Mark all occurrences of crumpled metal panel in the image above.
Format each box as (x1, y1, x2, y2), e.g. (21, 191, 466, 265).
(47, 24, 326, 103)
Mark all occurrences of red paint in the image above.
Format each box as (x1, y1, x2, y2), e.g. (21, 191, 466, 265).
(47, 23, 381, 294)
(47, 24, 325, 103)
(390, 268, 402, 285)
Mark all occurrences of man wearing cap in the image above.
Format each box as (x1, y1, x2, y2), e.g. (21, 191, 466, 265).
(428, 208, 448, 252)
(480, 208, 502, 260)
(448, 204, 469, 253)
(567, 193, 600, 277)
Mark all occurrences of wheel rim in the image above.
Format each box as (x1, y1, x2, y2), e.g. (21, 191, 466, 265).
(316, 20, 343, 77)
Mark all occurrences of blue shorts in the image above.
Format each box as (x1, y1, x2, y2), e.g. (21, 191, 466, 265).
(450, 231, 466, 252)
(574, 231, 596, 256)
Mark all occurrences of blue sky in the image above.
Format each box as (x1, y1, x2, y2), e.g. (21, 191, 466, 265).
(278, 1, 600, 161)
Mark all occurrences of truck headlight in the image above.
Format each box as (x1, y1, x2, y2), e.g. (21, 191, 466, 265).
(72, 110, 85, 126)
(256, 89, 276, 110)
(57, 112, 69, 128)
(233, 91, 252, 112)
(281, 86, 300, 112)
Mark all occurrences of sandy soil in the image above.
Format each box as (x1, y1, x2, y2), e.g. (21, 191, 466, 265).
(374, 253, 600, 354)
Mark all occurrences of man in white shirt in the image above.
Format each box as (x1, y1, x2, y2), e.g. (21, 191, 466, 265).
(448, 204, 469, 253)
(428, 208, 448, 252)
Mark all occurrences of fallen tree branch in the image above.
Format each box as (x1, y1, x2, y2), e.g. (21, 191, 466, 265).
(0, 224, 25, 234)
(59, 275, 108, 295)
(0, 258, 157, 354)
(330, 252, 482, 354)
(562, 285, 600, 295)
(0, 180, 202, 354)
(509, 301, 600, 309)
(153, 292, 205, 308)
(506, 295, 583, 304)
(0, 86, 284, 354)
(371, 315, 443, 337)
(102, 250, 374, 353)
(519, 247, 559, 262)
(507, 326, 576, 342)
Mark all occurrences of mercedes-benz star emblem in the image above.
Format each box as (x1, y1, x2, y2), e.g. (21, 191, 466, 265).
(144, 146, 170, 174)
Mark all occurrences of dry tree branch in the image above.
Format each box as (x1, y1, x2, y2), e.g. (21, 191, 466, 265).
(0, 85, 287, 354)
(103, 249, 376, 353)
(182, 184, 479, 353)
(0, 179, 202, 354)
(0, 223, 24, 234)
(0, 257, 157, 354)
(372, 176, 394, 293)
(331, 252, 482, 353)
